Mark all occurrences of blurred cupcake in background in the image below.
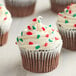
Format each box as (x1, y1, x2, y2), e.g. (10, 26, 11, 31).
(16, 16, 62, 73)
(0, 4, 12, 46)
(57, 4, 76, 51)
(5, 0, 36, 17)
(50, 0, 76, 13)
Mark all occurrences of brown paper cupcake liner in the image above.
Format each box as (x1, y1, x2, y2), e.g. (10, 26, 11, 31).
(19, 43, 62, 73)
(51, 0, 76, 13)
(0, 31, 8, 46)
(5, 1, 36, 17)
(57, 25, 76, 51)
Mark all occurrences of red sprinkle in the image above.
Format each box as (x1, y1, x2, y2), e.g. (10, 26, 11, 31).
(74, 24, 76, 27)
(45, 34, 49, 37)
(42, 27, 45, 31)
(67, 6, 70, 9)
(32, 18, 37, 22)
(29, 42, 33, 45)
(69, 10, 72, 14)
(57, 30, 59, 32)
(0, 7, 2, 9)
(26, 32, 33, 35)
(44, 43, 48, 47)
(64, 16, 67, 18)
(15, 42, 17, 45)
(51, 28, 54, 31)
(58, 13, 63, 16)
(4, 17, 7, 20)
(55, 37, 59, 40)
(27, 26, 31, 30)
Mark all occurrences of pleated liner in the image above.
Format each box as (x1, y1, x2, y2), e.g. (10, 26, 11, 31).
(0, 29, 8, 46)
(5, 1, 36, 17)
(20, 50, 60, 73)
(58, 25, 76, 51)
(50, 0, 76, 13)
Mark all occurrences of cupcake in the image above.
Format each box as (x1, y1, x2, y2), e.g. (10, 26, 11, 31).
(57, 4, 76, 50)
(0, 4, 12, 46)
(5, 0, 36, 17)
(51, 0, 76, 13)
(16, 16, 62, 73)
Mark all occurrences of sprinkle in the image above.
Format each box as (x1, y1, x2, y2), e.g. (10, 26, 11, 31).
(42, 27, 45, 31)
(48, 39, 53, 42)
(67, 6, 70, 9)
(37, 35, 40, 39)
(65, 20, 69, 23)
(19, 38, 23, 42)
(27, 26, 31, 30)
(57, 30, 59, 32)
(49, 25, 51, 27)
(0, 7, 2, 9)
(35, 45, 40, 49)
(44, 43, 48, 47)
(73, 14, 76, 17)
(45, 34, 49, 37)
(52, 31, 54, 34)
(69, 10, 71, 14)
(66, 9, 69, 13)
(17, 37, 19, 42)
(55, 37, 59, 40)
(26, 32, 32, 35)
(5, 12, 8, 14)
(32, 26, 36, 30)
(29, 42, 33, 45)
(74, 24, 76, 27)
(21, 32, 23, 36)
(51, 28, 54, 31)
(58, 13, 63, 16)
(32, 18, 37, 22)
(38, 20, 40, 23)
(64, 16, 67, 18)
(4, 17, 7, 20)
(15, 42, 17, 45)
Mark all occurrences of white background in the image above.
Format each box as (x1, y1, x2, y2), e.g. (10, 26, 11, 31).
(0, 0, 76, 76)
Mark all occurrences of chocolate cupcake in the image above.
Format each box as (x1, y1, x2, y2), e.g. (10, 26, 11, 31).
(5, 0, 36, 17)
(57, 4, 76, 51)
(51, 0, 76, 13)
(0, 4, 12, 46)
(16, 16, 62, 73)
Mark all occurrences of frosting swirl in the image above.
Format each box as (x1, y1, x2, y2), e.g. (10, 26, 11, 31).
(16, 16, 62, 51)
(0, 4, 12, 33)
(57, 4, 76, 29)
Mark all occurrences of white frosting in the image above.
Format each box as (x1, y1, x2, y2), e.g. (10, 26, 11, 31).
(16, 16, 62, 51)
(6, 0, 36, 6)
(0, 4, 12, 33)
(57, 4, 76, 29)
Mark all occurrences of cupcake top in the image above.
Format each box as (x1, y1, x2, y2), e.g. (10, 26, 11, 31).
(57, 4, 76, 30)
(0, 4, 12, 33)
(16, 16, 62, 51)
(6, 0, 36, 6)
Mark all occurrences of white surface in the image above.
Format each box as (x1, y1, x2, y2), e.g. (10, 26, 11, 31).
(0, 0, 76, 76)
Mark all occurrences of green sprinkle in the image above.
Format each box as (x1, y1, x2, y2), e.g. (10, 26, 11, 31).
(21, 32, 23, 36)
(17, 37, 19, 42)
(48, 39, 53, 42)
(37, 35, 40, 39)
(32, 26, 36, 30)
(49, 25, 51, 27)
(73, 14, 76, 17)
(38, 20, 40, 23)
(66, 9, 69, 13)
(5, 12, 8, 14)
(0, 4, 3, 6)
(35, 45, 40, 49)
(19, 38, 23, 42)
(52, 31, 54, 34)
(65, 20, 69, 23)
